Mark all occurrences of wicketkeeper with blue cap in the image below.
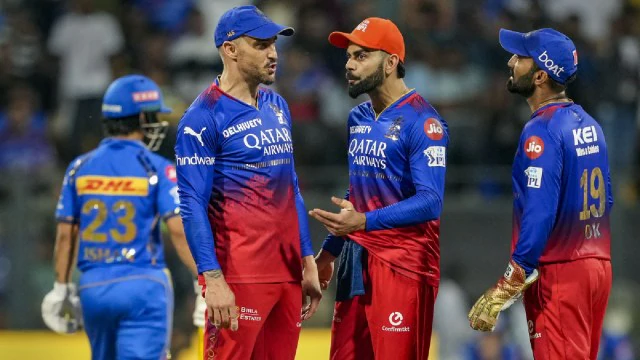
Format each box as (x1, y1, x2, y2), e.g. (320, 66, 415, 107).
(42, 74, 197, 360)
(468, 28, 613, 359)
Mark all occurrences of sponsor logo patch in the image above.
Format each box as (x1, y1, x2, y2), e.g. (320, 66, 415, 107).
(76, 176, 149, 196)
(132, 90, 160, 102)
(524, 166, 543, 188)
(524, 136, 544, 159)
(424, 146, 446, 167)
(424, 118, 444, 140)
(165, 165, 177, 182)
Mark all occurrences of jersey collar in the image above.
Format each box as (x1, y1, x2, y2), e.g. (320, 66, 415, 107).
(530, 101, 573, 119)
(213, 76, 262, 110)
(100, 138, 146, 149)
(367, 89, 416, 120)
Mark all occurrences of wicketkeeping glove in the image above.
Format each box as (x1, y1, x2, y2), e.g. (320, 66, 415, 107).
(41, 282, 83, 334)
(193, 280, 206, 328)
(468, 260, 539, 332)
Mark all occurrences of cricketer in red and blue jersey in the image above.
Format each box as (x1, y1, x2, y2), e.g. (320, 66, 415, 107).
(469, 28, 613, 360)
(175, 6, 321, 360)
(312, 18, 448, 360)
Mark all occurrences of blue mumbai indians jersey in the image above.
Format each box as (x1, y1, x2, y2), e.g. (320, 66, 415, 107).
(344, 90, 448, 286)
(56, 139, 180, 272)
(175, 80, 313, 283)
(511, 102, 613, 274)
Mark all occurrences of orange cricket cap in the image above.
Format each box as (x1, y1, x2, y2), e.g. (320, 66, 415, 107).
(328, 18, 405, 63)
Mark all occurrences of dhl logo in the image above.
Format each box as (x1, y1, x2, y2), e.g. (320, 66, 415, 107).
(76, 176, 149, 196)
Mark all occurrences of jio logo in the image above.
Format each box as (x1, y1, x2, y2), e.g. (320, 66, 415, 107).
(389, 312, 403, 326)
(524, 136, 544, 160)
(424, 118, 444, 140)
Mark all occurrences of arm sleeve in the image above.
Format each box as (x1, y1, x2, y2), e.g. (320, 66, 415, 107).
(365, 116, 447, 231)
(55, 161, 80, 223)
(320, 189, 349, 257)
(293, 171, 314, 257)
(175, 109, 219, 274)
(157, 162, 180, 220)
(282, 100, 314, 257)
(511, 123, 563, 275)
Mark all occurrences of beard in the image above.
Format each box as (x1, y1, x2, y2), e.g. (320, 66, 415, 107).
(239, 56, 276, 86)
(347, 63, 385, 99)
(250, 66, 275, 86)
(507, 67, 536, 98)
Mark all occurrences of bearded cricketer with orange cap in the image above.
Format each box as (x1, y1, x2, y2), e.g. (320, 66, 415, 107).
(310, 18, 449, 359)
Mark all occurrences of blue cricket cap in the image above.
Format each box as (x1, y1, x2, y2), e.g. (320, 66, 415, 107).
(102, 75, 171, 119)
(214, 5, 294, 48)
(499, 28, 578, 84)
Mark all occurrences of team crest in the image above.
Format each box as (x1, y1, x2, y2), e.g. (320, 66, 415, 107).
(269, 104, 287, 125)
(385, 116, 403, 141)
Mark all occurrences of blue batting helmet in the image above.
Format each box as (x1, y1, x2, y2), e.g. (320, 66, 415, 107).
(101, 75, 172, 119)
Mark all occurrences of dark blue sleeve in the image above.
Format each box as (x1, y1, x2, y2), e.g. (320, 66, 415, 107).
(156, 161, 180, 220)
(320, 189, 350, 257)
(293, 171, 314, 257)
(511, 121, 563, 275)
(279, 97, 313, 257)
(175, 107, 220, 274)
(365, 116, 447, 231)
(55, 160, 80, 223)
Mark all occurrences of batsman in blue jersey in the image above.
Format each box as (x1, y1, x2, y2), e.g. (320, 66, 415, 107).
(468, 29, 613, 359)
(42, 75, 197, 360)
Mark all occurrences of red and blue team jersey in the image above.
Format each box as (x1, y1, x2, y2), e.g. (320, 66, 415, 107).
(55, 139, 180, 272)
(325, 90, 448, 286)
(175, 79, 313, 283)
(511, 102, 613, 274)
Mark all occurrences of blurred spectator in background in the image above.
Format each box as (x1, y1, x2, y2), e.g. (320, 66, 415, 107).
(169, 8, 220, 102)
(465, 311, 525, 360)
(598, 282, 637, 360)
(599, 5, 640, 205)
(131, 0, 193, 35)
(0, 7, 55, 112)
(434, 265, 474, 360)
(0, 84, 56, 172)
(47, 0, 123, 161)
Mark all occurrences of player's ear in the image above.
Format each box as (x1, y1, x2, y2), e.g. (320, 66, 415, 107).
(385, 54, 399, 77)
(534, 68, 547, 86)
(221, 40, 239, 61)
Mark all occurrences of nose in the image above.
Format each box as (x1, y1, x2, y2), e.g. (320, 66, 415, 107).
(345, 57, 356, 72)
(267, 43, 277, 61)
(508, 54, 517, 69)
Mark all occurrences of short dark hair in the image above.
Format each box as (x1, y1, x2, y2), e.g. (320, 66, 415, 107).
(102, 115, 141, 136)
(397, 61, 405, 79)
(532, 62, 576, 93)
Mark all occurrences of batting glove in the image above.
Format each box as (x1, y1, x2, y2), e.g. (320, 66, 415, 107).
(193, 280, 206, 328)
(41, 282, 83, 334)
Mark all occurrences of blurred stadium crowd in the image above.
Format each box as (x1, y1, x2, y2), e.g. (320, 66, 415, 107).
(0, 0, 639, 359)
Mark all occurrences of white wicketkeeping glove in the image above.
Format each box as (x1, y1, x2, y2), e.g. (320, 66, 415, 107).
(193, 280, 206, 328)
(41, 282, 83, 334)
